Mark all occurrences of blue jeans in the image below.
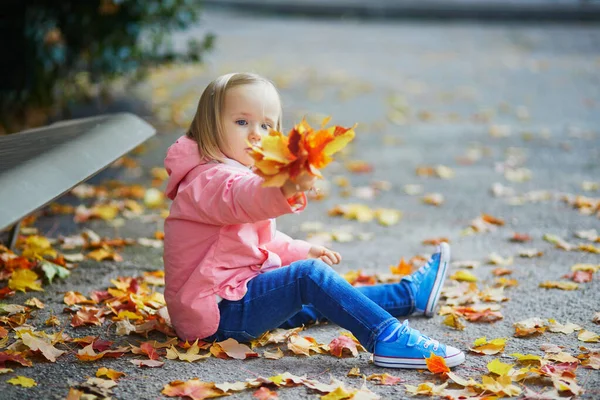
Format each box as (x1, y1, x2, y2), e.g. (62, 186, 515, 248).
(205, 259, 415, 352)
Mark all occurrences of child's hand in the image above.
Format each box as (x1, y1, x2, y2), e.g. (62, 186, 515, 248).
(307, 245, 342, 266)
(281, 173, 318, 198)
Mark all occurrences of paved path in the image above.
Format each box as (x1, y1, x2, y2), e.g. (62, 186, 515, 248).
(4, 10, 600, 399)
(204, 0, 600, 20)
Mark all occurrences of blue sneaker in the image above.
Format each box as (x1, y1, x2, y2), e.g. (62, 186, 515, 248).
(405, 242, 450, 317)
(373, 320, 465, 369)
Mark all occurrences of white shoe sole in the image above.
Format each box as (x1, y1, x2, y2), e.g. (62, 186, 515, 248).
(424, 242, 450, 317)
(373, 350, 465, 369)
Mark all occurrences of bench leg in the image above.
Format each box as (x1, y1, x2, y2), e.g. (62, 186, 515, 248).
(7, 220, 21, 250)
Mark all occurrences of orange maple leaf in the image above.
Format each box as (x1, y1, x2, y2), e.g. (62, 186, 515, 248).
(425, 352, 450, 374)
(390, 258, 412, 276)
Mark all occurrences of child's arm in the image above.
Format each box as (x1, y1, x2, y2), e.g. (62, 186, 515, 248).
(264, 230, 312, 266)
(182, 168, 303, 225)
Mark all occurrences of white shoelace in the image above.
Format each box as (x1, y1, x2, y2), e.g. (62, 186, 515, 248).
(417, 336, 440, 351)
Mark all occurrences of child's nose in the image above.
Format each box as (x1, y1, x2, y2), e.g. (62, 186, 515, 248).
(248, 125, 261, 141)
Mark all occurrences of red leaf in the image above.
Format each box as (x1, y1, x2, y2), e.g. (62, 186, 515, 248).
(329, 335, 358, 358)
(0, 351, 32, 367)
(140, 342, 161, 360)
(563, 271, 593, 283)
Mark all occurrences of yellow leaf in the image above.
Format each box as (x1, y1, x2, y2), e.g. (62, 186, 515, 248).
(481, 375, 521, 397)
(94, 204, 120, 220)
(144, 188, 165, 209)
(470, 337, 507, 355)
(374, 208, 402, 226)
(8, 269, 43, 292)
(571, 263, 600, 273)
(320, 385, 352, 400)
(450, 270, 478, 282)
(510, 353, 542, 364)
(166, 341, 210, 362)
(404, 382, 448, 396)
(7, 376, 37, 387)
(323, 126, 355, 156)
(443, 314, 466, 331)
(539, 281, 579, 290)
(21, 235, 57, 259)
(96, 367, 125, 380)
(487, 359, 514, 375)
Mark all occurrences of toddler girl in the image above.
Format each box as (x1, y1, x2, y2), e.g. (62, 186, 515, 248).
(163, 72, 465, 369)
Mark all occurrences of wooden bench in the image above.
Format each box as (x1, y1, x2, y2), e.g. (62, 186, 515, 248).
(0, 113, 156, 248)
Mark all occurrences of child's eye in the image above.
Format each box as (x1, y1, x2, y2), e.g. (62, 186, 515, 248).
(236, 120, 248, 126)
(261, 123, 271, 130)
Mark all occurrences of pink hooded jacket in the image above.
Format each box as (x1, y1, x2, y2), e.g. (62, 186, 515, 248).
(163, 135, 312, 341)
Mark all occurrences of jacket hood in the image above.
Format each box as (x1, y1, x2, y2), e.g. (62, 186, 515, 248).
(164, 135, 205, 200)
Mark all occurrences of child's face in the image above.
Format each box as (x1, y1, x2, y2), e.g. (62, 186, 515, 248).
(221, 82, 281, 167)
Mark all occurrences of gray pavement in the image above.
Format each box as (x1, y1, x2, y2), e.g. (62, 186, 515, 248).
(3, 9, 600, 399)
(204, 0, 600, 21)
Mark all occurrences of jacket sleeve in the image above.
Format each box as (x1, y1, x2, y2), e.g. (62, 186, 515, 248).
(181, 167, 300, 225)
(264, 230, 312, 266)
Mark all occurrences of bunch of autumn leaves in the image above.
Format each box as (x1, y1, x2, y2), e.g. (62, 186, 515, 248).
(248, 118, 356, 186)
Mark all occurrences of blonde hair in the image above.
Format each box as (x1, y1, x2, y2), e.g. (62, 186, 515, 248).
(186, 72, 282, 161)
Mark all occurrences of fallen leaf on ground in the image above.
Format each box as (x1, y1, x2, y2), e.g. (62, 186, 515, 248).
(217, 338, 259, 360)
(263, 348, 284, 360)
(510, 233, 532, 242)
(166, 341, 210, 362)
(514, 317, 547, 337)
(366, 373, 402, 385)
(404, 382, 448, 396)
(450, 270, 478, 282)
(425, 352, 450, 374)
(563, 271, 593, 283)
(8, 269, 43, 292)
(253, 387, 278, 399)
(130, 359, 165, 368)
(539, 281, 579, 290)
(422, 193, 444, 206)
(487, 359, 514, 375)
(96, 367, 125, 380)
(21, 332, 65, 362)
(511, 353, 542, 364)
(7, 376, 36, 387)
(443, 313, 466, 331)
(162, 379, 226, 400)
(390, 258, 412, 276)
(470, 337, 507, 355)
(547, 319, 581, 334)
(329, 335, 358, 357)
(519, 248, 543, 258)
(578, 329, 600, 343)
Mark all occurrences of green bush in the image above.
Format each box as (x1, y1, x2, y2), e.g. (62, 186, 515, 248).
(0, 0, 213, 133)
